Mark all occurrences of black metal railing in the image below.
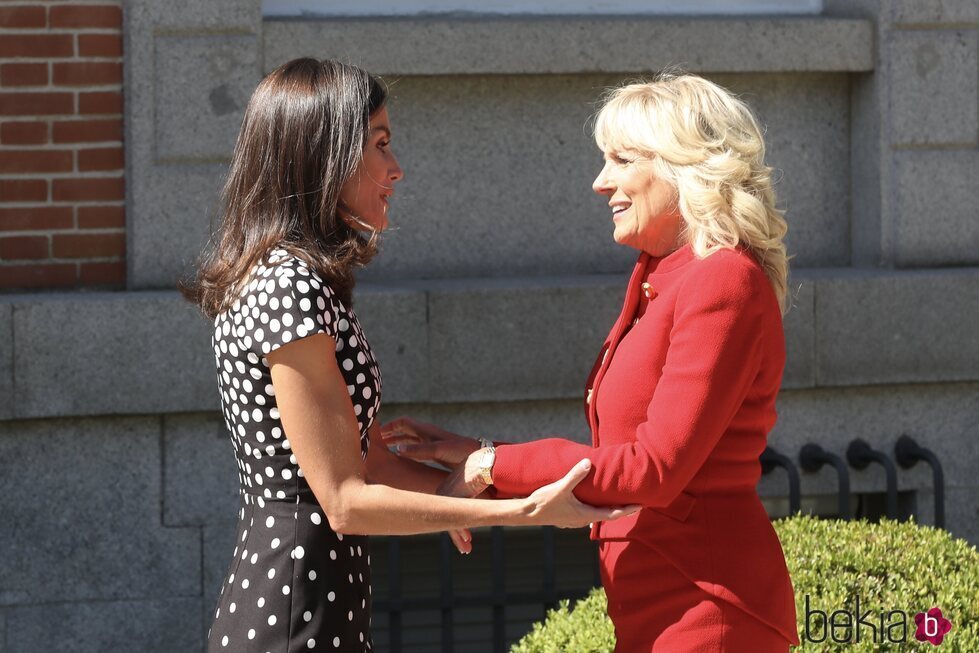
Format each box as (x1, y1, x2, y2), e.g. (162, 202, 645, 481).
(762, 436, 945, 524)
(373, 526, 599, 653)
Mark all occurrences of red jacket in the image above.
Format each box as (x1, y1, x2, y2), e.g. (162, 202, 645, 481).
(492, 243, 800, 646)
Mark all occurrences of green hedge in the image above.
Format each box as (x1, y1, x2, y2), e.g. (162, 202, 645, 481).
(511, 514, 979, 652)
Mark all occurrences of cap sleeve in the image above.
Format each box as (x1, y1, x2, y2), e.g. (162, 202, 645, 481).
(233, 254, 339, 356)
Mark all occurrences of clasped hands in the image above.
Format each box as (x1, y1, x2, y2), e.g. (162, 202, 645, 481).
(380, 417, 492, 498)
(380, 417, 639, 555)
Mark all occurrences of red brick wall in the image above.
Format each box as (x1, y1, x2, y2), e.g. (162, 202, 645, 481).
(0, 1, 125, 290)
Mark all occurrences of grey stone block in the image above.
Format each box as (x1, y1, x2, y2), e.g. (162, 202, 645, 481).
(155, 34, 261, 162)
(814, 268, 979, 386)
(0, 302, 12, 421)
(944, 486, 979, 547)
(353, 284, 430, 404)
(127, 0, 260, 30)
(711, 73, 851, 268)
(892, 149, 979, 266)
(163, 414, 239, 527)
(427, 275, 625, 403)
(888, 30, 979, 146)
(892, 0, 979, 25)
(12, 291, 218, 419)
(128, 163, 227, 290)
(125, 0, 262, 290)
(4, 598, 201, 653)
(0, 417, 200, 604)
(782, 274, 815, 388)
(849, 71, 883, 267)
(379, 398, 591, 446)
(264, 17, 874, 75)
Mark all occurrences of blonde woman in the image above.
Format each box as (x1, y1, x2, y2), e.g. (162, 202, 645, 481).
(384, 73, 800, 652)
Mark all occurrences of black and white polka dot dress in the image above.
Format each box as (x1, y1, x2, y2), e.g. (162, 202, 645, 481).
(207, 247, 381, 652)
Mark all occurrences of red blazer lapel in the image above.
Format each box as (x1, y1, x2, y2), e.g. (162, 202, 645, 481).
(586, 252, 650, 442)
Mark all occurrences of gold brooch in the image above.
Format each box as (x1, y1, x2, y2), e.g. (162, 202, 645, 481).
(641, 282, 656, 299)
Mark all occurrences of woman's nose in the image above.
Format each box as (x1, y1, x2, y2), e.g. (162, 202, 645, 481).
(389, 154, 404, 183)
(592, 161, 614, 195)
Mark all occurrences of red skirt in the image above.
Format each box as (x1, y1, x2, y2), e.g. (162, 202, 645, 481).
(599, 539, 792, 652)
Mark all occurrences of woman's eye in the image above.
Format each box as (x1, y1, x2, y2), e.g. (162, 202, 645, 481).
(379, 140, 391, 150)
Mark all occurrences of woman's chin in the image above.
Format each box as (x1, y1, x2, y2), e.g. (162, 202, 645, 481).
(611, 228, 638, 250)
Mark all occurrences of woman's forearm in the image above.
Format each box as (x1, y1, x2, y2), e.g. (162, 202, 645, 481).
(367, 448, 449, 494)
(328, 479, 529, 535)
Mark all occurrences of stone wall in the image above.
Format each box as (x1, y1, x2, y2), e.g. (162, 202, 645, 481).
(0, 0, 977, 651)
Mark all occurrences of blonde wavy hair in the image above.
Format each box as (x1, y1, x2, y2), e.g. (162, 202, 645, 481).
(594, 72, 793, 316)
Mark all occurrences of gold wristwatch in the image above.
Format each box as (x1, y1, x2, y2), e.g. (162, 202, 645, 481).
(476, 445, 496, 485)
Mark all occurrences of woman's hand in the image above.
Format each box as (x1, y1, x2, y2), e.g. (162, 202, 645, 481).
(436, 448, 491, 499)
(381, 417, 481, 467)
(524, 459, 641, 529)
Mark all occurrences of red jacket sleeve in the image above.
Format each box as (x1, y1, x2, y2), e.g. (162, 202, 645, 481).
(490, 258, 767, 507)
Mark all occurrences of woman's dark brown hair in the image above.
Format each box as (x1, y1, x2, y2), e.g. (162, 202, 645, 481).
(181, 57, 388, 319)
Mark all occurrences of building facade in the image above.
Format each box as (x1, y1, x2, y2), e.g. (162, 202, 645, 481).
(0, 0, 977, 650)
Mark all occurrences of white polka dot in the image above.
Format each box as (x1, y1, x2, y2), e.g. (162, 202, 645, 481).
(257, 597, 265, 608)
(327, 591, 335, 602)
(307, 638, 316, 649)
(248, 629, 255, 640)
(348, 610, 353, 621)
(293, 546, 305, 559)
(241, 579, 249, 589)
(229, 603, 236, 613)
(221, 635, 228, 647)
(311, 512, 322, 525)
(333, 637, 340, 647)
(308, 569, 317, 580)
(268, 615, 277, 626)
(268, 568, 276, 580)
(342, 359, 354, 371)
(282, 584, 290, 595)
(266, 516, 275, 528)
(304, 610, 312, 622)
(271, 538, 280, 549)
(250, 553, 258, 564)
(282, 468, 293, 480)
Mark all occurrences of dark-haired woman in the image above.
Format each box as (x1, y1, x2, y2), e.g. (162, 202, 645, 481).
(184, 58, 636, 653)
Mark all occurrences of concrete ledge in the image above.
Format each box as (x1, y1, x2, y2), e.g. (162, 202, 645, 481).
(263, 16, 875, 75)
(812, 267, 979, 385)
(0, 265, 976, 420)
